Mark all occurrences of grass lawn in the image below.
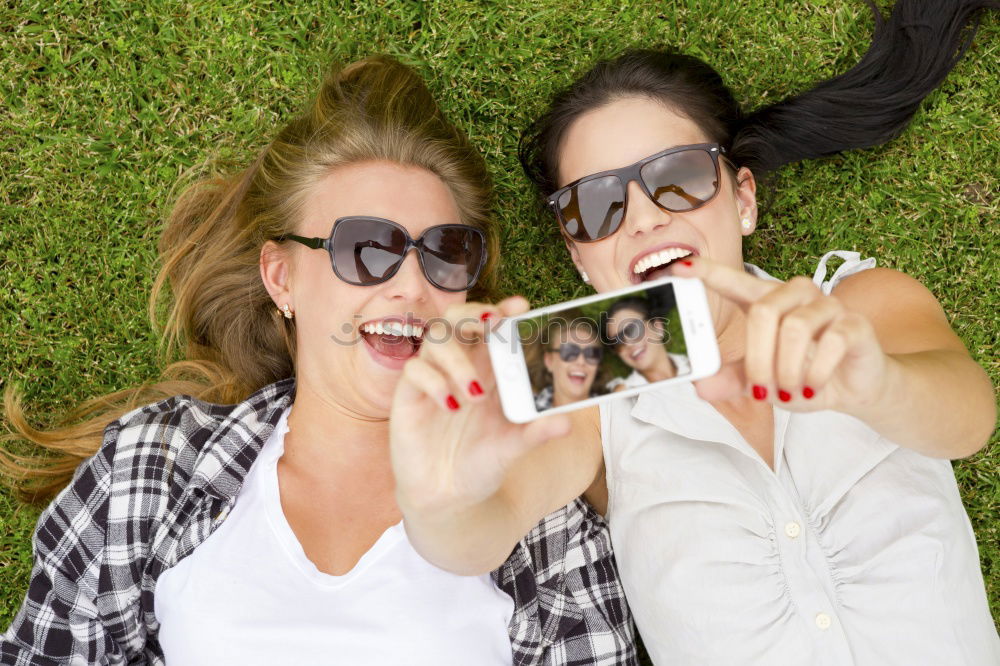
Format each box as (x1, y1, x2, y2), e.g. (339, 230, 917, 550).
(1, 0, 997, 659)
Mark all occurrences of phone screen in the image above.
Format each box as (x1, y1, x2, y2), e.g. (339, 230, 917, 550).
(516, 282, 690, 412)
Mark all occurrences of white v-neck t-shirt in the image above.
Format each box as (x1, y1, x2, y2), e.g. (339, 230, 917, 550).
(154, 406, 514, 665)
(600, 251, 1000, 665)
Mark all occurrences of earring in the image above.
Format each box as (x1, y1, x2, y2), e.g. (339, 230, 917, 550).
(281, 304, 294, 319)
(741, 217, 752, 231)
(579, 270, 590, 284)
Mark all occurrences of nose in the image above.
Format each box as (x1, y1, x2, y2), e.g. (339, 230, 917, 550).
(623, 178, 671, 237)
(384, 249, 431, 302)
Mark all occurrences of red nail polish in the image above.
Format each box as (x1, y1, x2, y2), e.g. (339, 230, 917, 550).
(480, 312, 493, 322)
(752, 385, 767, 400)
(469, 381, 483, 396)
(446, 395, 460, 410)
(802, 386, 815, 399)
(778, 390, 791, 402)
(679, 259, 693, 267)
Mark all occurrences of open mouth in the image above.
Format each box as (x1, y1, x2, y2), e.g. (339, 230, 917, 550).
(567, 370, 588, 385)
(359, 319, 425, 363)
(630, 245, 697, 283)
(629, 347, 644, 361)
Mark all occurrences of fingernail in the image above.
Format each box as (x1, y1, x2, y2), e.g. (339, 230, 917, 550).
(469, 381, 483, 396)
(446, 395, 460, 410)
(752, 385, 767, 400)
(802, 386, 815, 399)
(480, 311, 493, 322)
(679, 259, 693, 267)
(778, 390, 791, 402)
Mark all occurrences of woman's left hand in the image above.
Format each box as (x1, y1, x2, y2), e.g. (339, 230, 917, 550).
(672, 257, 887, 412)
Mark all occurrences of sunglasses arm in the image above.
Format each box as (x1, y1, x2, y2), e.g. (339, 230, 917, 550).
(274, 234, 326, 250)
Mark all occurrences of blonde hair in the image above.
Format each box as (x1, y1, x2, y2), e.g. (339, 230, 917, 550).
(1, 55, 498, 504)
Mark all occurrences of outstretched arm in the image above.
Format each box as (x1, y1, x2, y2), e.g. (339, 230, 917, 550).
(674, 259, 995, 459)
(390, 297, 605, 575)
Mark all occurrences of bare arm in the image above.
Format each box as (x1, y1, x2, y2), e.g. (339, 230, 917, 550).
(831, 268, 995, 458)
(676, 259, 995, 459)
(390, 298, 605, 575)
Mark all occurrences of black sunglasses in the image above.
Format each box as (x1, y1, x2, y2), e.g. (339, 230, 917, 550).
(608, 318, 646, 347)
(274, 216, 487, 292)
(550, 342, 604, 365)
(547, 143, 730, 243)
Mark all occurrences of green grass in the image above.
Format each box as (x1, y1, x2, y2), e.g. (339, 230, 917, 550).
(1, 0, 997, 659)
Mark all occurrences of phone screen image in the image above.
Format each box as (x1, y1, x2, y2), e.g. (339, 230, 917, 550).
(517, 282, 689, 412)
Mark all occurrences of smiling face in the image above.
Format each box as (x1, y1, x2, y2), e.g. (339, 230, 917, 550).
(555, 96, 758, 315)
(605, 305, 668, 373)
(543, 323, 603, 406)
(260, 160, 467, 416)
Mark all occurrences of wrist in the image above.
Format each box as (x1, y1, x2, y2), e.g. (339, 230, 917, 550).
(838, 352, 901, 425)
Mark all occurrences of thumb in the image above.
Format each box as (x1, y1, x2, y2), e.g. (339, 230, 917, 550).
(503, 413, 572, 461)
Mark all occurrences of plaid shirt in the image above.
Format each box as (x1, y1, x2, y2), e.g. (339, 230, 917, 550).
(1, 377, 637, 665)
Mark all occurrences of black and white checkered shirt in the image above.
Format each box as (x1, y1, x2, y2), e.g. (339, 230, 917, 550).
(1, 377, 637, 665)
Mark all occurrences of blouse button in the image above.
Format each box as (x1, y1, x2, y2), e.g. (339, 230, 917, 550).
(784, 521, 801, 538)
(815, 613, 832, 630)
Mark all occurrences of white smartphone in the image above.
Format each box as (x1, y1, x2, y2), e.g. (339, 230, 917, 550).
(487, 276, 720, 423)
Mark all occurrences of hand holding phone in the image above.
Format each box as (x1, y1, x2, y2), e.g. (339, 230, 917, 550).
(389, 297, 572, 518)
(487, 276, 720, 423)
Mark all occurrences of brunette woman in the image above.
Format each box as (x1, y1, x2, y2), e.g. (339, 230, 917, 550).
(391, 2, 999, 664)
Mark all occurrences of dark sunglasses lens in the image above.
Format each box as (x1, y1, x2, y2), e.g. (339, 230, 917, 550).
(615, 319, 644, 346)
(640, 149, 718, 212)
(420, 227, 484, 290)
(558, 344, 581, 362)
(557, 175, 626, 241)
(332, 218, 407, 285)
(583, 346, 604, 364)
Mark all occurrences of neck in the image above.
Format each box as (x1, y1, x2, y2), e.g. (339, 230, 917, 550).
(281, 378, 392, 478)
(708, 296, 748, 367)
(640, 347, 675, 383)
(552, 384, 582, 407)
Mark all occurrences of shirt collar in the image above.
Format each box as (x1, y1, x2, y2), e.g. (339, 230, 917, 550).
(194, 376, 297, 500)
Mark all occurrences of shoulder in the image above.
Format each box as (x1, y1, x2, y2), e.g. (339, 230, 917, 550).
(75, 377, 295, 527)
(831, 267, 948, 325)
(831, 267, 964, 353)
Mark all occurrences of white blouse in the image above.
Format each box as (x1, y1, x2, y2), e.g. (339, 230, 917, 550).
(600, 251, 999, 665)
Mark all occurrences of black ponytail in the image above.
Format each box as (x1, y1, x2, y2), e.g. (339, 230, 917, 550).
(734, 0, 999, 175)
(520, 0, 997, 196)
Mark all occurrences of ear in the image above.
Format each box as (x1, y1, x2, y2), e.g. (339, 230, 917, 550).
(563, 235, 588, 277)
(543, 349, 556, 375)
(260, 241, 293, 309)
(734, 166, 759, 236)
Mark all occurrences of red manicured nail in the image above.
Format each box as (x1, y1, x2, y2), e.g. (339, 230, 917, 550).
(469, 381, 483, 396)
(480, 311, 493, 322)
(679, 259, 693, 267)
(445, 395, 460, 410)
(778, 390, 791, 402)
(802, 386, 815, 399)
(752, 385, 767, 400)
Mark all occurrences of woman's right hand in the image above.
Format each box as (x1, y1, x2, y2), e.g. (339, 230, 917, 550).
(390, 296, 572, 518)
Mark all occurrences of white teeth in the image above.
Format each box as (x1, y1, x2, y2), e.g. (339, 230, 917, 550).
(633, 247, 693, 274)
(360, 321, 424, 338)
(382, 321, 405, 336)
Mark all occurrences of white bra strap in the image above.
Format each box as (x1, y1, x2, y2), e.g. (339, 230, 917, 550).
(812, 250, 877, 295)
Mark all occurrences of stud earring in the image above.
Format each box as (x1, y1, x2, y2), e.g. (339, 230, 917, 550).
(579, 270, 590, 284)
(281, 304, 294, 319)
(741, 217, 753, 231)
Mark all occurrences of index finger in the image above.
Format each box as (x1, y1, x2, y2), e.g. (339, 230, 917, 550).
(670, 256, 778, 307)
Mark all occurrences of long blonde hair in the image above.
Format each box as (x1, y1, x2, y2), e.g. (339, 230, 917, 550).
(1, 55, 498, 504)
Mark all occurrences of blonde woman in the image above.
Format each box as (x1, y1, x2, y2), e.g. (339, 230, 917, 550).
(0, 56, 636, 665)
